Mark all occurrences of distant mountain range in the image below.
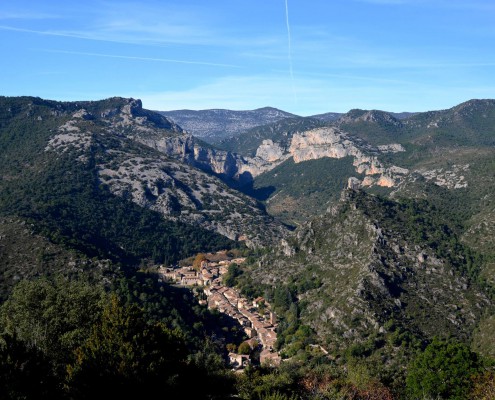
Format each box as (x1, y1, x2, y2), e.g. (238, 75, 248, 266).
(159, 106, 419, 143)
(158, 107, 298, 143)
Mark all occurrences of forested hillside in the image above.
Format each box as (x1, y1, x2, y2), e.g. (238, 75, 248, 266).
(1, 96, 494, 399)
(0, 97, 240, 291)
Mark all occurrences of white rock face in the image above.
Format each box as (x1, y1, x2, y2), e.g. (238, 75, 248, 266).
(62, 100, 412, 191)
(96, 154, 287, 247)
(416, 164, 469, 189)
(353, 156, 385, 175)
(256, 140, 285, 162)
(45, 109, 92, 158)
(46, 99, 414, 192)
(133, 119, 412, 189)
(289, 128, 361, 162)
(248, 127, 409, 187)
(377, 143, 405, 153)
(270, 127, 407, 188)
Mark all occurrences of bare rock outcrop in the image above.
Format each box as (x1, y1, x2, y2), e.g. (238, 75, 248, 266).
(43, 98, 288, 247)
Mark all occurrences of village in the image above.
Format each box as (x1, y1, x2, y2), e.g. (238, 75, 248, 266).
(157, 251, 281, 370)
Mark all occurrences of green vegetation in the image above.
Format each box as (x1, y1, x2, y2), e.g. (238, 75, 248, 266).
(247, 157, 361, 225)
(403, 99, 495, 147)
(339, 109, 405, 146)
(235, 189, 495, 397)
(0, 98, 235, 281)
(1, 278, 104, 367)
(0, 274, 238, 399)
(339, 100, 495, 148)
(2, 96, 495, 398)
(238, 341, 252, 355)
(406, 338, 481, 400)
(65, 295, 189, 398)
(223, 263, 243, 287)
(350, 191, 483, 281)
(1, 151, 233, 265)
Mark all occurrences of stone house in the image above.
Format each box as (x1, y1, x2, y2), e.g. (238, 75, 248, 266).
(228, 353, 250, 370)
(260, 349, 281, 367)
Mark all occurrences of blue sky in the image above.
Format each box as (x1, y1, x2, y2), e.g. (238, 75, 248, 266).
(1, 0, 495, 115)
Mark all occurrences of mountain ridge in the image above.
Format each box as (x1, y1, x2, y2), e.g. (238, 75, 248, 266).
(0, 96, 288, 263)
(249, 189, 493, 354)
(159, 106, 299, 143)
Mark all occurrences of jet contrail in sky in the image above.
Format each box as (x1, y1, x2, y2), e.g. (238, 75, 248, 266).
(38, 49, 243, 68)
(285, 0, 297, 103)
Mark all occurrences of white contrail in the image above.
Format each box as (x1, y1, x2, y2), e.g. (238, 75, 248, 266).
(39, 49, 243, 69)
(284, 0, 297, 103)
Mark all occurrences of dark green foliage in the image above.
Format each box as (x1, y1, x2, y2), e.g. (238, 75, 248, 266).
(1, 154, 233, 265)
(406, 338, 481, 399)
(236, 363, 302, 400)
(0, 277, 104, 398)
(235, 361, 397, 400)
(223, 262, 243, 287)
(0, 217, 110, 302)
(0, 334, 61, 400)
(0, 277, 105, 367)
(349, 190, 486, 285)
(0, 275, 239, 399)
(65, 294, 236, 398)
(66, 295, 189, 398)
(339, 100, 495, 147)
(0, 103, 234, 270)
(1, 96, 494, 399)
(186, 337, 237, 399)
(113, 270, 246, 349)
(339, 110, 405, 146)
(272, 286, 297, 314)
(264, 286, 312, 356)
(248, 157, 361, 224)
(238, 342, 252, 355)
(404, 99, 495, 147)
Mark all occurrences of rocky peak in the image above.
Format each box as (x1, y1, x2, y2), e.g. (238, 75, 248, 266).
(453, 98, 495, 113)
(99, 98, 184, 133)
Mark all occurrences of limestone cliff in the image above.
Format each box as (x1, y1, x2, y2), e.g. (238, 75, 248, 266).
(105, 101, 409, 190)
(43, 98, 288, 247)
(139, 122, 409, 189)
